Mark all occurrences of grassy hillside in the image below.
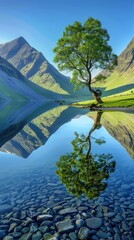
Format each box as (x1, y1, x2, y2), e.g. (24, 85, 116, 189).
(93, 38, 134, 95)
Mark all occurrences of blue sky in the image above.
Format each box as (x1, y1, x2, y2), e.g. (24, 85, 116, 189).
(0, 0, 133, 67)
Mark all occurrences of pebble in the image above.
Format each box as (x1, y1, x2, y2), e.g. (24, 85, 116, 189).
(69, 232, 77, 240)
(75, 219, 85, 229)
(37, 214, 53, 221)
(78, 227, 91, 240)
(128, 203, 134, 209)
(32, 231, 42, 240)
(104, 212, 116, 218)
(86, 217, 102, 229)
(3, 237, 14, 240)
(0, 163, 134, 240)
(0, 230, 6, 238)
(96, 230, 109, 238)
(0, 204, 13, 214)
(56, 219, 75, 233)
(59, 207, 77, 215)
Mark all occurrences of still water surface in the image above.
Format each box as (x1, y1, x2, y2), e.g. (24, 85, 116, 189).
(0, 104, 134, 239)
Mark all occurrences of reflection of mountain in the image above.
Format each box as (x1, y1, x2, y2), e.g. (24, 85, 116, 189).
(88, 111, 134, 159)
(0, 101, 58, 147)
(0, 105, 88, 158)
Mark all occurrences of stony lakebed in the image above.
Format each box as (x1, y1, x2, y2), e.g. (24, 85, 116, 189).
(0, 161, 134, 240)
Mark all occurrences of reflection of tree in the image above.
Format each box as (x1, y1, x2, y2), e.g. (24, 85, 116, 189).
(56, 112, 116, 199)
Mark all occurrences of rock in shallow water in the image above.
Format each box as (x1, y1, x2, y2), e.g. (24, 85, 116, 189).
(78, 227, 92, 240)
(104, 212, 116, 218)
(0, 230, 6, 238)
(86, 217, 102, 229)
(37, 214, 53, 221)
(128, 203, 134, 210)
(59, 207, 77, 215)
(75, 219, 85, 229)
(56, 219, 75, 233)
(96, 230, 109, 239)
(0, 204, 12, 214)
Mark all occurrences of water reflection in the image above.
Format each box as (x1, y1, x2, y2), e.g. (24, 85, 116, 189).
(0, 102, 88, 157)
(56, 112, 116, 199)
(0, 108, 134, 239)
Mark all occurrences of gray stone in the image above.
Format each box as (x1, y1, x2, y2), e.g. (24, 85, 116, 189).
(32, 231, 42, 240)
(12, 232, 22, 238)
(91, 236, 99, 240)
(86, 217, 102, 229)
(59, 207, 77, 215)
(39, 226, 49, 233)
(20, 233, 32, 240)
(40, 220, 53, 227)
(121, 184, 131, 190)
(21, 227, 29, 233)
(20, 211, 26, 220)
(128, 203, 134, 209)
(69, 232, 77, 240)
(43, 233, 53, 239)
(37, 214, 53, 221)
(96, 230, 109, 239)
(3, 236, 14, 240)
(75, 219, 85, 229)
(10, 217, 21, 224)
(30, 223, 38, 233)
(0, 225, 9, 230)
(104, 212, 116, 218)
(16, 199, 24, 204)
(78, 227, 91, 240)
(114, 234, 121, 240)
(0, 204, 12, 214)
(8, 223, 17, 232)
(56, 219, 75, 233)
(0, 230, 6, 238)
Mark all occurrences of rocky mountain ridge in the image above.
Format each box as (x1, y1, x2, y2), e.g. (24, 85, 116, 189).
(0, 37, 75, 95)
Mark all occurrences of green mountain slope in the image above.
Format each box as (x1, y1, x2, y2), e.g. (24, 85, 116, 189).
(0, 56, 63, 104)
(0, 37, 75, 95)
(93, 38, 134, 95)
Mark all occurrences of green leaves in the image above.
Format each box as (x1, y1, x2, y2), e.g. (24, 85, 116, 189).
(53, 17, 117, 96)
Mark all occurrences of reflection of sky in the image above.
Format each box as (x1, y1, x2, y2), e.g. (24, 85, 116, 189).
(0, 115, 133, 176)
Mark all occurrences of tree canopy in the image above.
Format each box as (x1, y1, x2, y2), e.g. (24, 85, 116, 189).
(53, 17, 117, 103)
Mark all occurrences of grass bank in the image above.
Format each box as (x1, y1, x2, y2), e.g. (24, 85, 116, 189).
(71, 94, 134, 108)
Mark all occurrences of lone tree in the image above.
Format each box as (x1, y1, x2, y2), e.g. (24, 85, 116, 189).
(53, 17, 117, 103)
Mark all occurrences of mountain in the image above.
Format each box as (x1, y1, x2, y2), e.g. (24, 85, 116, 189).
(0, 37, 75, 95)
(0, 56, 63, 104)
(93, 38, 134, 95)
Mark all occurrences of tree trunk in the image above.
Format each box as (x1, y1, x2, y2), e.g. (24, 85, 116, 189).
(88, 85, 103, 104)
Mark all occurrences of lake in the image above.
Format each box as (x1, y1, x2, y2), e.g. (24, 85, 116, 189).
(0, 102, 134, 240)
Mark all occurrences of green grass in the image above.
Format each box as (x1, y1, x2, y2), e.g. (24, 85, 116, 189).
(72, 94, 134, 108)
(93, 67, 134, 91)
